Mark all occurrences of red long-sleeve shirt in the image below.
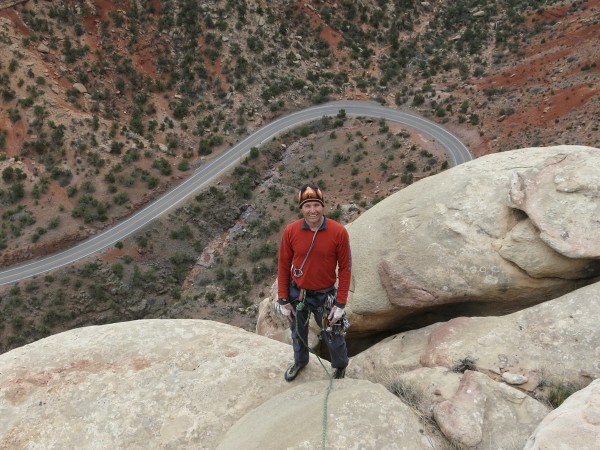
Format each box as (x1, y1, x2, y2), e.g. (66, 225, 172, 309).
(278, 217, 352, 305)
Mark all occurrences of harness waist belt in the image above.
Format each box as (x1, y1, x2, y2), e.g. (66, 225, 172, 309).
(291, 280, 335, 295)
(304, 286, 335, 295)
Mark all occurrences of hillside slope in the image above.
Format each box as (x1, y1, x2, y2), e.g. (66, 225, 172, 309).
(0, 0, 599, 353)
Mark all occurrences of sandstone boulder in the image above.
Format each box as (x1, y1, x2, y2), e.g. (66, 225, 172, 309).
(0, 319, 471, 449)
(0, 320, 326, 449)
(345, 281, 600, 448)
(344, 145, 600, 335)
(418, 281, 600, 387)
(508, 149, 600, 258)
(524, 378, 600, 450)
(389, 368, 549, 449)
(494, 218, 597, 279)
(217, 379, 447, 449)
(349, 279, 600, 397)
(72, 82, 87, 94)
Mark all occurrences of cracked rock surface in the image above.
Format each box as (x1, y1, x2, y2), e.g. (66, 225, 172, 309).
(344, 145, 600, 334)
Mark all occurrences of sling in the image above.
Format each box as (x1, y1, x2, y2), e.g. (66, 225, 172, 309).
(291, 216, 324, 278)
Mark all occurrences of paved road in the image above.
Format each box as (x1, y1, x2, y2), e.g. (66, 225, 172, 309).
(0, 100, 472, 285)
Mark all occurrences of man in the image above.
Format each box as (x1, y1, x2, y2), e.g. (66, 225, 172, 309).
(277, 183, 352, 381)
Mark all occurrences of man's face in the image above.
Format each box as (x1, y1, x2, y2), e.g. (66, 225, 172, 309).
(301, 201, 324, 228)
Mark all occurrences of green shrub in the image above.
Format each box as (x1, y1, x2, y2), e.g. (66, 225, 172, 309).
(546, 382, 580, 409)
(170, 224, 193, 240)
(152, 158, 172, 176)
(111, 263, 124, 278)
(249, 242, 277, 262)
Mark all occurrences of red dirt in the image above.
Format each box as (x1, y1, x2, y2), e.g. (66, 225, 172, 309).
(468, 0, 600, 153)
(503, 83, 599, 132)
(0, 7, 29, 36)
(0, 116, 26, 155)
(101, 244, 138, 264)
(131, 45, 159, 79)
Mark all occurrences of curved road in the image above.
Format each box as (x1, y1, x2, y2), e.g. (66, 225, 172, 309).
(0, 101, 472, 285)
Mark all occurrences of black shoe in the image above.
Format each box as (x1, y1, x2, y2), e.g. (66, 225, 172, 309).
(333, 367, 346, 379)
(284, 363, 306, 382)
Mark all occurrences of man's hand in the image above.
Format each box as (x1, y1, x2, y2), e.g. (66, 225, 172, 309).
(328, 305, 344, 325)
(280, 303, 295, 323)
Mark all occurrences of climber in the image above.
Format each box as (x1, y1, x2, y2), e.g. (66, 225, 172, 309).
(277, 183, 351, 381)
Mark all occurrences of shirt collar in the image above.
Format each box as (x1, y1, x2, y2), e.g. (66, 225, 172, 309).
(301, 216, 327, 231)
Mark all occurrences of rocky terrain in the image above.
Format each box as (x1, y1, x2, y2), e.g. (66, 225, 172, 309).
(257, 145, 600, 341)
(0, 1, 599, 352)
(1, 145, 599, 448)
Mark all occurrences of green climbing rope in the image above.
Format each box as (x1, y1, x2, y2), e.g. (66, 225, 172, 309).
(293, 297, 335, 450)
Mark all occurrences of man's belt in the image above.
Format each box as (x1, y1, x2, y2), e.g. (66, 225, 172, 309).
(305, 286, 335, 295)
(291, 280, 335, 296)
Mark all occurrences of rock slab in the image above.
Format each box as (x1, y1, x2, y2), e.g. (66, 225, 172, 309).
(0, 320, 324, 449)
(524, 378, 600, 450)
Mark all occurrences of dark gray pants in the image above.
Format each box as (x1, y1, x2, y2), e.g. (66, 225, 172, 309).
(289, 286, 348, 369)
